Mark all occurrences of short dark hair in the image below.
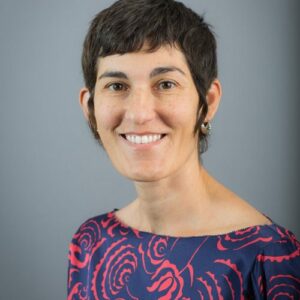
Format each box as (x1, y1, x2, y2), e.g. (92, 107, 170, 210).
(81, 0, 218, 156)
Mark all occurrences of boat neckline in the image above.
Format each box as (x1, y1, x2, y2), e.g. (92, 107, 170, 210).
(111, 208, 277, 239)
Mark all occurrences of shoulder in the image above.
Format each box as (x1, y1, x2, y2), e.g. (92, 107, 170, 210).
(210, 195, 272, 235)
(208, 178, 272, 231)
(254, 223, 300, 263)
(69, 210, 115, 244)
(68, 211, 115, 274)
(68, 210, 116, 261)
(253, 223, 300, 259)
(249, 224, 300, 298)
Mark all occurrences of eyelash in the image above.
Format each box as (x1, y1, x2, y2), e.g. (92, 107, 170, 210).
(104, 80, 177, 92)
(106, 82, 128, 92)
(157, 80, 177, 90)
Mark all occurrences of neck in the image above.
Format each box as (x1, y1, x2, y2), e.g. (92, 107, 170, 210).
(132, 155, 215, 236)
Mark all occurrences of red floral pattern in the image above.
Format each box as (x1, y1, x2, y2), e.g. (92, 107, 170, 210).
(68, 210, 300, 299)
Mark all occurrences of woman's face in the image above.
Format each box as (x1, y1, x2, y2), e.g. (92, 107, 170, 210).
(87, 45, 203, 182)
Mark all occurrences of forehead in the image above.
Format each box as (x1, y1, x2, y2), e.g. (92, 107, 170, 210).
(96, 45, 190, 76)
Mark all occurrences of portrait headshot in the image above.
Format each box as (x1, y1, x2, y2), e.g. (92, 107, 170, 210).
(0, 0, 299, 299)
(68, 0, 300, 299)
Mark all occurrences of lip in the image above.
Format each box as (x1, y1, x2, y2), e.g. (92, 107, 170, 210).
(119, 133, 167, 150)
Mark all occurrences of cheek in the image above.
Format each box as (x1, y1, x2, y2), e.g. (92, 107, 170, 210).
(94, 102, 121, 131)
(167, 99, 198, 128)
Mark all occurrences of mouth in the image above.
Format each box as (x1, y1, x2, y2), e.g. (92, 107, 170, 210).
(119, 133, 167, 146)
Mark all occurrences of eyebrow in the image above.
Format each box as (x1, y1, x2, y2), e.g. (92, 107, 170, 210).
(149, 66, 186, 77)
(98, 66, 186, 81)
(98, 71, 128, 80)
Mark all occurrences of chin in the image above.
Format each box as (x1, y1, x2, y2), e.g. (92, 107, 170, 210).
(122, 168, 168, 183)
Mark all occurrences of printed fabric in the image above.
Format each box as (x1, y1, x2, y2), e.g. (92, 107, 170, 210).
(68, 209, 300, 299)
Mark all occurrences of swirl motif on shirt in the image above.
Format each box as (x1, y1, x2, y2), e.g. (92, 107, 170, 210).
(68, 219, 102, 280)
(217, 225, 273, 251)
(146, 259, 184, 299)
(91, 238, 138, 300)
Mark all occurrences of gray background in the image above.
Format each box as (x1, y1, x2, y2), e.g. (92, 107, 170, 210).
(0, 0, 299, 299)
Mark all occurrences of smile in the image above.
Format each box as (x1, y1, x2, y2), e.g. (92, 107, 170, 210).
(120, 133, 167, 147)
(121, 134, 166, 144)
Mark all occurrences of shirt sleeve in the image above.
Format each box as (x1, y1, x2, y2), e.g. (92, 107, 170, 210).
(67, 226, 86, 299)
(67, 218, 98, 300)
(250, 231, 300, 299)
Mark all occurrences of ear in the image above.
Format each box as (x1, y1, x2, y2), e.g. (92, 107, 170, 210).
(205, 79, 222, 122)
(79, 87, 91, 121)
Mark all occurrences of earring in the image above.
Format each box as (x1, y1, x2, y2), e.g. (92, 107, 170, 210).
(200, 121, 212, 135)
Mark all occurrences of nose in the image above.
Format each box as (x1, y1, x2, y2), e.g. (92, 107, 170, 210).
(124, 87, 156, 125)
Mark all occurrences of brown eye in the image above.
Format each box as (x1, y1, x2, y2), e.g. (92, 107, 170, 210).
(107, 82, 127, 91)
(158, 81, 176, 90)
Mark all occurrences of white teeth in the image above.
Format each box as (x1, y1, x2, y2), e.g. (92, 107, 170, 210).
(124, 134, 163, 144)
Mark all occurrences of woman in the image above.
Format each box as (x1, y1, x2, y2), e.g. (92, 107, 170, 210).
(68, 0, 300, 299)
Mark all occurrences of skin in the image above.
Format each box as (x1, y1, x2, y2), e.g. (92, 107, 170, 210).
(79, 44, 271, 237)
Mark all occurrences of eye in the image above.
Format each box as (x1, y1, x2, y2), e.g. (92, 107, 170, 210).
(157, 81, 176, 90)
(106, 82, 128, 92)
